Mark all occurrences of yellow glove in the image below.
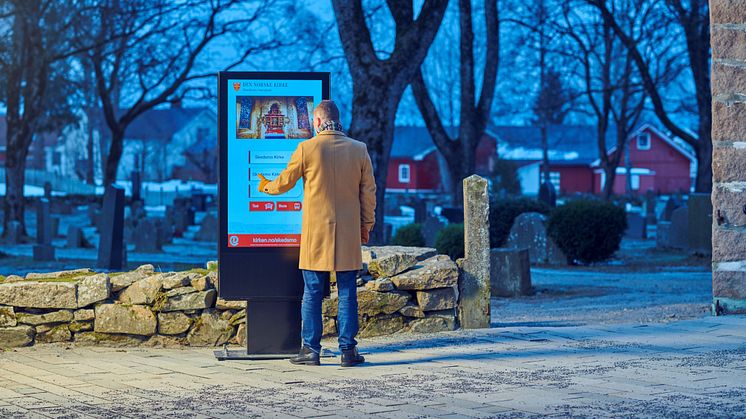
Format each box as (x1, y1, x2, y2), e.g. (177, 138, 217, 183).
(258, 174, 271, 193)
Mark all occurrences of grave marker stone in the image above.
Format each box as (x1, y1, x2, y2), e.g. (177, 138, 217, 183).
(33, 199, 55, 261)
(687, 193, 712, 254)
(422, 216, 445, 247)
(66, 225, 86, 248)
(645, 190, 657, 225)
(506, 212, 566, 265)
(458, 175, 491, 329)
(625, 212, 647, 239)
(490, 248, 531, 297)
(662, 197, 681, 221)
(97, 186, 125, 270)
(539, 181, 557, 208)
(669, 206, 689, 249)
(134, 218, 162, 252)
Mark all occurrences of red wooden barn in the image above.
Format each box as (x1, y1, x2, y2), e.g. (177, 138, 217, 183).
(387, 126, 497, 196)
(387, 123, 695, 197)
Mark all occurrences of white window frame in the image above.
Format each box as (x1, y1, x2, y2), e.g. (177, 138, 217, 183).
(549, 171, 561, 192)
(637, 133, 651, 150)
(398, 164, 411, 183)
(631, 174, 640, 190)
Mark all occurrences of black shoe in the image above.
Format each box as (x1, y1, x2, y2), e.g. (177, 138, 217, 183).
(289, 346, 320, 366)
(340, 347, 365, 367)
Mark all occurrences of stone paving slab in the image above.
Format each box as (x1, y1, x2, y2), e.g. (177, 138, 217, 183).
(0, 316, 745, 418)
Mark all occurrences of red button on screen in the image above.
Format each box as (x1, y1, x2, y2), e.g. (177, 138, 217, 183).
(250, 201, 275, 211)
(277, 201, 302, 211)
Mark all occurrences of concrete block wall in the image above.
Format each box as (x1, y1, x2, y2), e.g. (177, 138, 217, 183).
(711, 0, 746, 314)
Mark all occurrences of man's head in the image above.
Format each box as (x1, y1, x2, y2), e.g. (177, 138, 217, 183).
(313, 100, 340, 134)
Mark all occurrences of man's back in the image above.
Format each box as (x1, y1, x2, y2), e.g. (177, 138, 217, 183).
(262, 130, 376, 272)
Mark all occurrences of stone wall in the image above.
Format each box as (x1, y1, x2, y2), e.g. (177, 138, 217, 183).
(0, 246, 461, 348)
(711, 1, 746, 314)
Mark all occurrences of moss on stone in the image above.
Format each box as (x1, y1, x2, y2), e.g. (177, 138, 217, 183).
(0, 275, 5, 283)
(188, 268, 209, 276)
(151, 292, 168, 312)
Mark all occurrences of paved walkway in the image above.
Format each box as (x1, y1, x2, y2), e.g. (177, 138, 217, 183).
(1, 315, 746, 418)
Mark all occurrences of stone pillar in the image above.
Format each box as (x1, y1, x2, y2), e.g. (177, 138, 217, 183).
(711, 1, 746, 314)
(458, 175, 491, 329)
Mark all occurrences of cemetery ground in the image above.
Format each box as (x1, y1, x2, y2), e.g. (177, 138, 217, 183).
(2, 223, 742, 417)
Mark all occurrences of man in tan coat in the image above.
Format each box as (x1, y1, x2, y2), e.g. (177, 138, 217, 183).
(257, 100, 376, 367)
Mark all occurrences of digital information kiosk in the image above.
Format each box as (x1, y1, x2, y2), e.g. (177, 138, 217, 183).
(216, 72, 330, 359)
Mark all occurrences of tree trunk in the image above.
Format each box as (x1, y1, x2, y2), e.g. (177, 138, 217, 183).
(103, 130, 125, 187)
(602, 164, 616, 200)
(695, 124, 712, 192)
(346, 82, 400, 245)
(2, 132, 32, 241)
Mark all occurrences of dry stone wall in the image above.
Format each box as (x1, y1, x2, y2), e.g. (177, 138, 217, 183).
(0, 246, 462, 348)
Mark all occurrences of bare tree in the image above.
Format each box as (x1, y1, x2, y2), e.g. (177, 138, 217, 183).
(411, 0, 500, 205)
(332, 0, 448, 243)
(0, 0, 99, 240)
(586, 0, 711, 192)
(88, 0, 291, 187)
(557, 0, 651, 199)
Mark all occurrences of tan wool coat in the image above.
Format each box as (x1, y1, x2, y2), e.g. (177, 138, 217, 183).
(262, 130, 377, 271)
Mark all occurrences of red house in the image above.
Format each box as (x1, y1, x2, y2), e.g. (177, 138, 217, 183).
(493, 123, 695, 196)
(387, 126, 497, 196)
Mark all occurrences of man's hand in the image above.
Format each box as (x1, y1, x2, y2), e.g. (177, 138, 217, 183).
(361, 227, 369, 244)
(258, 174, 270, 193)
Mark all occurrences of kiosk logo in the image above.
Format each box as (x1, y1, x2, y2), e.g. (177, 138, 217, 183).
(232, 82, 241, 91)
(229, 235, 239, 247)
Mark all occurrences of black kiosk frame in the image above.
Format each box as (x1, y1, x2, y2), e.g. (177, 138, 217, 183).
(215, 71, 330, 360)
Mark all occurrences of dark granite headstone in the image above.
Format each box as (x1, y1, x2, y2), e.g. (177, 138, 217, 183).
(412, 200, 427, 224)
(134, 218, 162, 252)
(131, 171, 142, 202)
(422, 216, 445, 247)
(97, 185, 125, 270)
(195, 213, 218, 242)
(490, 247, 532, 297)
(661, 197, 681, 221)
(33, 199, 55, 261)
(43, 182, 52, 199)
(66, 225, 86, 248)
(645, 190, 657, 225)
(5, 221, 22, 244)
(440, 207, 464, 224)
(625, 212, 647, 239)
(669, 206, 689, 249)
(191, 192, 208, 212)
(656, 221, 672, 248)
(687, 193, 712, 254)
(538, 181, 557, 208)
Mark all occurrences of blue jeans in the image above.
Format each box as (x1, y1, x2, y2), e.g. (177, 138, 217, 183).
(301, 270, 359, 353)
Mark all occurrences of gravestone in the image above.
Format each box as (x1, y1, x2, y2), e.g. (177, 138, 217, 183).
(440, 207, 464, 224)
(661, 197, 681, 221)
(131, 171, 142, 202)
(50, 217, 60, 238)
(87, 204, 99, 227)
(97, 186, 125, 270)
(412, 200, 427, 224)
(669, 206, 689, 249)
(490, 248, 531, 297)
(687, 193, 712, 254)
(458, 175, 491, 329)
(5, 221, 22, 244)
(656, 221, 672, 248)
(191, 192, 208, 212)
(422, 216, 445, 247)
(644, 190, 657, 225)
(506, 212, 566, 265)
(625, 212, 647, 239)
(134, 218, 162, 252)
(162, 206, 175, 242)
(538, 181, 557, 208)
(172, 198, 196, 235)
(43, 182, 52, 199)
(66, 225, 86, 248)
(33, 199, 55, 261)
(195, 213, 218, 242)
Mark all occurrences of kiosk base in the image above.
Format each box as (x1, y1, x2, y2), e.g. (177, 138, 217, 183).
(213, 299, 339, 361)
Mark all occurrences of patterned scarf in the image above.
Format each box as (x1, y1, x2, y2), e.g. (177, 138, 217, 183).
(318, 120, 344, 134)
